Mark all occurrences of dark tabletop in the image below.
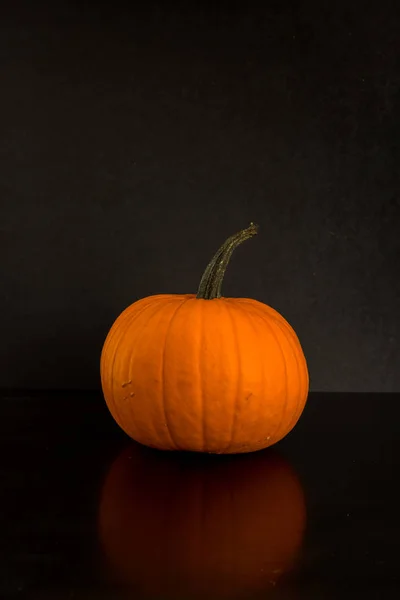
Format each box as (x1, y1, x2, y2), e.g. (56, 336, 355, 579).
(1, 390, 399, 600)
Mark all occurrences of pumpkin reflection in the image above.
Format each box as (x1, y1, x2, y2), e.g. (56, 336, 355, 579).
(98, 444, 306, 599)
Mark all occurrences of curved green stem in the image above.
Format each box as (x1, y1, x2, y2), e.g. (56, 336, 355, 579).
(196, 222, 259, 300)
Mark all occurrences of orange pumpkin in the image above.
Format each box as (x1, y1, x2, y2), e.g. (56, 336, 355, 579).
(99, 443, 306, 599)
(100, 223, 309, 453)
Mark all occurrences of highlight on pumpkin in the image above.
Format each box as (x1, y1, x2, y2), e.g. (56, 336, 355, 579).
(98, 443, 307, 600)
(100, 223, 309, 454)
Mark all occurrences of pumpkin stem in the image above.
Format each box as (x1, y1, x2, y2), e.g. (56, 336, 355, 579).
(196, 223, 259, 300)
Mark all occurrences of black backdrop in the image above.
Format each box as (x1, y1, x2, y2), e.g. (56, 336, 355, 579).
(1, 0, 399, 392)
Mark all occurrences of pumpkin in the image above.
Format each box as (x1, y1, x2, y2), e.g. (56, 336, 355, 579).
(98, 443, 306, 599)
(100, 223, 309, 453)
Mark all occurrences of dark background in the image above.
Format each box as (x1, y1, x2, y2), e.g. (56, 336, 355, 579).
(1, 0, 399, 392)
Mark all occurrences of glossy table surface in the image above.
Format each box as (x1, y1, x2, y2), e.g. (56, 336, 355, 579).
(1, 391, 399, 599)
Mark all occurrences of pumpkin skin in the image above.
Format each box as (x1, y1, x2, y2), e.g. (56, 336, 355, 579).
(100, 224, 309, 453)
(98, 443, 306, 600)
